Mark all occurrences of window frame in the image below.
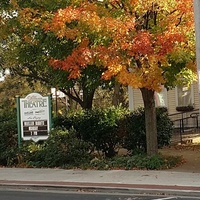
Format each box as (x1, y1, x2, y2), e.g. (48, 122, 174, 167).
(175, 84, 194, 108)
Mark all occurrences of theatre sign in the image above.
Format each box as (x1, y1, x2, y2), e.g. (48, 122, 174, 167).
(17, 93, 52, 142)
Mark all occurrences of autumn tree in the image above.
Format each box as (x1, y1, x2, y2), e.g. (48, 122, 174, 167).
(0, 74, 49, 114)
(44, 0, 196, 155)
(0, 0, 196, 155)
(0, 0, 115, 110)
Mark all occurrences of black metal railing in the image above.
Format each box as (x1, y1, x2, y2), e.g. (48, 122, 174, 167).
(168, 109, 200, 144)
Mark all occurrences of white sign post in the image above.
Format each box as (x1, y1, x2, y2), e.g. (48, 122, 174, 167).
(17, 93, 52, 143)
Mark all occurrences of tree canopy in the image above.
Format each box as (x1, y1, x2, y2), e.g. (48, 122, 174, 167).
(0, 0, 114, 109)
(43, 0, 196, 90)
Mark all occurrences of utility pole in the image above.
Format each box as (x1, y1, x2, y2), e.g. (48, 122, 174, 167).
(194, 0, 200, 95)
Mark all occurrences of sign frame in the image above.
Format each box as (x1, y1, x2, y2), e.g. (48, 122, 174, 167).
(17, 93, 52, 145)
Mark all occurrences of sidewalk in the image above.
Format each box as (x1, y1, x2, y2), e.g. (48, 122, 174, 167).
(0, 168, 200, 196)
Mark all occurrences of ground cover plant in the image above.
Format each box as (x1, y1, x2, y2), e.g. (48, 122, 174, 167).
(88, 154, 183, 170)
(18, 136, 183, 170)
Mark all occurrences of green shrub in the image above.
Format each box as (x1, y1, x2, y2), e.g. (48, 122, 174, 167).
(0, 111, 19, 166)
(123, 107, 173, 154)
(53, 113, 75, 130)
(26, 128, 92, 168)
(122, 108, 146, 153)
(53, 106, 172, 157)
(156, 107, 173, 148)
(54, 107, 127, 158)
(77, 108, 123, 158)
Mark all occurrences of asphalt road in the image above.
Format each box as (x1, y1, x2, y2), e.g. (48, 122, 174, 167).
(0, 189, 200, 200)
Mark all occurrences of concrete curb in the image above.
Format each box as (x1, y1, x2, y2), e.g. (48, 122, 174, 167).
(1, 180, 200, 197)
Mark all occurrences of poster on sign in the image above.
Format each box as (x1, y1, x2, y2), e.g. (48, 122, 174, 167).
(18, 93, 52, 142)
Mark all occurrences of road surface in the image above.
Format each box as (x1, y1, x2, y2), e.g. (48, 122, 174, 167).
(0, 188, 200, 200)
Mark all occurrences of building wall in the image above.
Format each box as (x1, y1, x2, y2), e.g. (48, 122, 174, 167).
(133, 89, 143, 109)
(128, 83, 200, 129)
(193, 83, 199, 110)
(129, 83, 200, 115)
(167, 88, 176, 114)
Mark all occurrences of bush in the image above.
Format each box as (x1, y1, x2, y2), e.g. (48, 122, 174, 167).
(122, 108, 146, 153)
(156, 107, 173, 148)
(53, 113, 75, 130)
(53, 106, 172, 157)
(0, 111, 19, 166)
(26, 128, 92, 168)
(54, 107, 128, 158)
(0, 107, 176, 170)
(123, 107, 173, 154)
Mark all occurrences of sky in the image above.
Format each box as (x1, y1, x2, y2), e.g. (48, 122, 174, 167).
(0, 69, 10, 81)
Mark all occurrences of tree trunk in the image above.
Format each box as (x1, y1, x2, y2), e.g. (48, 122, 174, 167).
(82, 89, 95, 109)
(61, 88, 94, 110)
(140, 88, 158, 156)
(112, 82, 121, 106)
(112, 82, 127, 107)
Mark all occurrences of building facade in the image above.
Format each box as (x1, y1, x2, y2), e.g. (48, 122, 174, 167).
(128, 83, 200, 129)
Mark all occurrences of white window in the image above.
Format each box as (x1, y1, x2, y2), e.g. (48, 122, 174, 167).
(176, 85, 194, 107)
(155, 87, 168, 107)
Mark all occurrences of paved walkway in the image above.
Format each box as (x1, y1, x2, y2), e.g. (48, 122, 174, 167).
(0, 168, 200, 196)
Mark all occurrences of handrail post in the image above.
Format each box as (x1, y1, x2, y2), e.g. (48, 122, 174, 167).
(180, 119, 183, 143)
